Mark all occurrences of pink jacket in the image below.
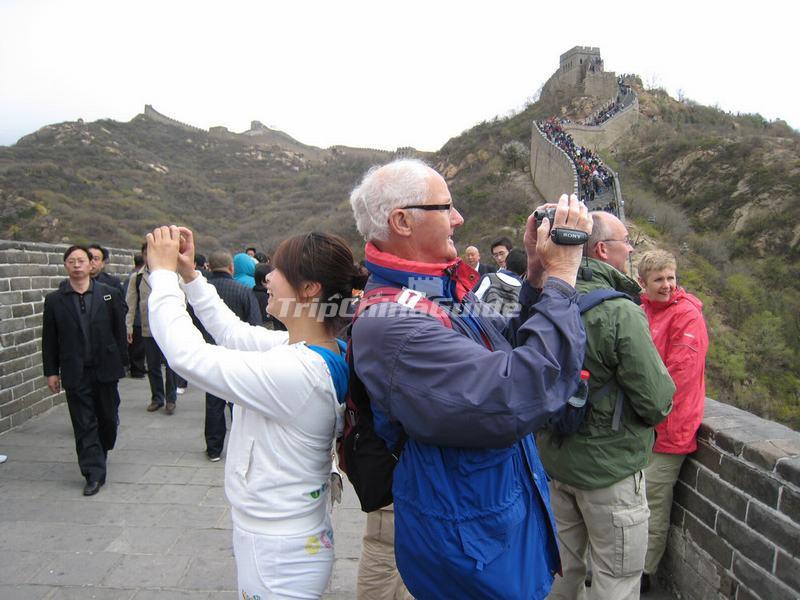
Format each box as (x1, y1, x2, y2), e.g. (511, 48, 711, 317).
(641, 288, 709, 454)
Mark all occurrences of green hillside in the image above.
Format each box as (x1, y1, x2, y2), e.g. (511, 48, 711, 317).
(1, 85, 798, 428)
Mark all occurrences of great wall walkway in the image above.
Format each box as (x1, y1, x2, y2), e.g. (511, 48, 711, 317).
(0, 377, 679, 599)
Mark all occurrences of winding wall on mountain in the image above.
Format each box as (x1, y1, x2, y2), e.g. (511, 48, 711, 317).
(529, 122, 578, 200)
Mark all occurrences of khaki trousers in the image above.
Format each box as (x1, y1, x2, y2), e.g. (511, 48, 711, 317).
(357, 506, 414, 600)
(547, 472, 649, 600)
(644, 452, 686, 575)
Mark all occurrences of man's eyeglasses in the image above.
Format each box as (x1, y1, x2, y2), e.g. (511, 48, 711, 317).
(600, 237, 633, 246)
(399, 203, 452, 211)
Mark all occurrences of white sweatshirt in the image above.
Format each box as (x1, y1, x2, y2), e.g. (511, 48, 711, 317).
(148, 270, 341, 535)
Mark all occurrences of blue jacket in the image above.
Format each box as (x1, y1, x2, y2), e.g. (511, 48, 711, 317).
(233, 253, 256, 288)
(351, 243, 587, 599)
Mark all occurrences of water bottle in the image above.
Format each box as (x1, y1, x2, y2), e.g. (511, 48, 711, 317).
(567, 370, 591, 408)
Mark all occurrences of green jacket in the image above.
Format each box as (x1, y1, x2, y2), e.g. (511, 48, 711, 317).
(538, 258, 674, 490)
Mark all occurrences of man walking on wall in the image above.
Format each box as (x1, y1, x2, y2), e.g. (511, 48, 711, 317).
(42, 245, 128, 496)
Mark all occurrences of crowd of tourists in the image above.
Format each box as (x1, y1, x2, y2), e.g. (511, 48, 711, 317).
(538, 117, 614, 204)
(33, 149, 708, 599)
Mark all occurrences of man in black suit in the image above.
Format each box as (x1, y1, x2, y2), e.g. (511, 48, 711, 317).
(42, 245, 128, 496)
(88, 243, 124, 294)
(463, 245, 495, 276)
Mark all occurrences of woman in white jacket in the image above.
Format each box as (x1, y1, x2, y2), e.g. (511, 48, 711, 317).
(146, 226, 355, 599)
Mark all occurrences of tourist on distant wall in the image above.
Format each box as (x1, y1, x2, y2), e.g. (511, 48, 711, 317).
(233, 252, 256, 288)
(146, 226, 358, 599)
(42, 245, 128, 496)
(638, 250, 709, 593)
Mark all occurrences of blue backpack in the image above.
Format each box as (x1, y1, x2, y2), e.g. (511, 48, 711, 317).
(550, 288, 634, 436)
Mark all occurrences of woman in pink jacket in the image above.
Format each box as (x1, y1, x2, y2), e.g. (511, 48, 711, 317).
(638, 250, 709, 591)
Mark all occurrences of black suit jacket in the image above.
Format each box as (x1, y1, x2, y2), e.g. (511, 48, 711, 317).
(42, 279, 128, 389)
(477, 263, 496, 276)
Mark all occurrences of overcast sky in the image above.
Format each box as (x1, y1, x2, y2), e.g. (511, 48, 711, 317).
(1, 0, 797, 150)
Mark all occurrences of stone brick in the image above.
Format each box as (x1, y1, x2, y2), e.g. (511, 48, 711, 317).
(14, 329, 35, 345)
(0, 291, 23, 304)
(48, 252, 64, 264)
(0, 355, 30, 376)
(9, 277, 31, 291)
(0, 264, 43, 277)
(0, 279, 8, 292)
(776, 456, 800, 488)
(680, 458, 700, 487)
(716, 511, 774, 571)
(24, 315, 41, 328)
(32, 302, 43, 314)
(690, 441, 722, 474)
(49, 277, 63, 288)
(779, 486, 800, 525)
(774, 552, 800, 594)
(11, 379, 35, 401)
(746, 501, 800, 556)
(675, 480, 718, 528)
(742, 440, 800, 472)
(671, 503, 686, 528)
(11, 303, 33, 318)
(10, 406, 32, 427)
(719, 455, 781, 508)
(0, 388, 11, 404)
(0, 317, 26, 335)
(0, 304, 11, 319)
(716, 428, 764, 456)
(30, 276, 52, 288)
(0, 415, 10, 433)
(0, 371, 24, 389)
(21, 289, 45, 302)
(686, 512, 733, 568)
(0, 397, 22, 418)
(732, 555, 796, 600)
(20, 387, 49, 408)
(697, 467, 749, 520)
(735, 587, 758, 600)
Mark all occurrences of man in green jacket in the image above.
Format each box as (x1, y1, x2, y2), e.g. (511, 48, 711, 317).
(539, 211, 674, 600)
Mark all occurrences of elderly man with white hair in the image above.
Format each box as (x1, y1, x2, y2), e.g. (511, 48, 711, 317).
(347, 158, 592, 599)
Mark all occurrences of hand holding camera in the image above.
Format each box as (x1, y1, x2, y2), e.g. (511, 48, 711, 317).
(524, 194, 592, 288)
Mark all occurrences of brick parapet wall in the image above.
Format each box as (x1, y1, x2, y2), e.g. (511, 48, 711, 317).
(563, 95, 640, 151)
(529, 121, 578, 202)
(662, 399, 800, 600)
(0, 240, 135, 433)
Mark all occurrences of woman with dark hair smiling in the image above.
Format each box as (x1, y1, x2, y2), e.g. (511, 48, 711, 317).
(145, 225, 358, 599)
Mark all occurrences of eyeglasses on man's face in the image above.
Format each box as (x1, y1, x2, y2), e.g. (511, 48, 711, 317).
(399, 203, 453, 211)
(600, 237, 633, 246)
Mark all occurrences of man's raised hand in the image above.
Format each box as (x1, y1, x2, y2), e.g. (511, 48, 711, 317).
(531, 193, 591, 288)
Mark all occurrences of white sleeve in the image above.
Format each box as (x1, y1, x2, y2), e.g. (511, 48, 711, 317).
(148, 270, 310, 422)
(179, 270, 288, 351)
(474, 275, 492, 300)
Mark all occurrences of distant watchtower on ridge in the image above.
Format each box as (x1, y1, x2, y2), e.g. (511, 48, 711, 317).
(541, 46, 617, 103)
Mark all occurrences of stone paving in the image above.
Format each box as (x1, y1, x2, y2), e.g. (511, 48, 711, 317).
(0, 376, 674, 599)
(0, 377, 362, 599)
